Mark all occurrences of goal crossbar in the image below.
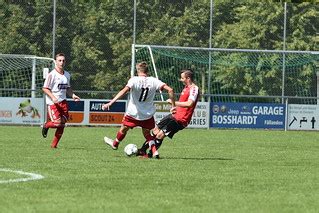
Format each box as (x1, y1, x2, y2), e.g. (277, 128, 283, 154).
(135, 44, 319, 55)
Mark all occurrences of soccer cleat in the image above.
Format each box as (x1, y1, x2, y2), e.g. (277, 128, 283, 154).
(150, 144, 160, 159)
(147, 151, 153, 158)
(152, 150, 160, 159)
(146, 151, 160, 159)
(41, 124, 49, 138)
(136, 149, 146, 156)
(104, 137, 118, 150)
(138, 152, 150, 159)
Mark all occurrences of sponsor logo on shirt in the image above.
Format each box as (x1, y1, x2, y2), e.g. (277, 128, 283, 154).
(58, 84, 68, 89)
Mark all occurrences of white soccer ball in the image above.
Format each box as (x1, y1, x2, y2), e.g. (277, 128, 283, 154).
(124, 144, 138, 157)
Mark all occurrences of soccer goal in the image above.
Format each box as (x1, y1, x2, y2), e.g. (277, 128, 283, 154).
(132, 44, 319, 103)
(0, 54, 55, 98)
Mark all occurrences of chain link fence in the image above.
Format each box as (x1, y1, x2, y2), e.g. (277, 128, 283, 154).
(1, 1, 318, 101)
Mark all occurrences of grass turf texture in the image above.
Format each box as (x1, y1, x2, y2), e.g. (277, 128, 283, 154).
(0, 126, 319, 213)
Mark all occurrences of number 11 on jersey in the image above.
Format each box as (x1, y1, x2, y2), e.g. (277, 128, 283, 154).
(139, 87, 149, 102)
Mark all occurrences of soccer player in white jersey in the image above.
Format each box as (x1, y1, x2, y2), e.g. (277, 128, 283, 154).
(42, 53, 80, 148)
(102, 62, 175, 158)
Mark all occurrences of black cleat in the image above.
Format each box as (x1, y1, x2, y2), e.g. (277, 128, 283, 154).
(136, 149, 146, 156)
(42, 124, 48, 138)
(148, 150, 160, 159)
(147, 151, 153, 158)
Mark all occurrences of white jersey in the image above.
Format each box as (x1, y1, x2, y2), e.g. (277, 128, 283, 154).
(43, 69, 71, 105)
(126, 76, 165, 120)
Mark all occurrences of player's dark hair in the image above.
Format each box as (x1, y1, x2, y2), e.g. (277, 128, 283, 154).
(181, 69, 194, 81)
(136, 61, 148, 73)
(55, 53, 65, 60)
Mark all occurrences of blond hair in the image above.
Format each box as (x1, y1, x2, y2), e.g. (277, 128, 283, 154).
(136, 61, 148, 73)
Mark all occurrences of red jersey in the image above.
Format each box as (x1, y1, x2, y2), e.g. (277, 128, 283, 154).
(173, 84, 199, 127)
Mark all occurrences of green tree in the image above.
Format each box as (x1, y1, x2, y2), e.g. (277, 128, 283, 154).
(0, 2, 32, 54)
(1, 0, 317, 98)
(285, 2, 319, 50)
(211, 1, 318, 98)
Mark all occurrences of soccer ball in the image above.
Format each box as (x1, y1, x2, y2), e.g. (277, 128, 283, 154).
(124, 144, 138, 157)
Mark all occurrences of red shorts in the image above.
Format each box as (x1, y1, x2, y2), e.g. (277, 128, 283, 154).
(122, 115, 155, 129)
(47, 100, 69, 122)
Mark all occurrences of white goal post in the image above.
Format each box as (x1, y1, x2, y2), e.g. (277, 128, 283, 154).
(132, 44, 319, 104)
(0, 54, 55, 98)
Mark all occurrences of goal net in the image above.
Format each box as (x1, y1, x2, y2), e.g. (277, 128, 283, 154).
(133, 45, 319, 104)
(0, 54, 55, 98)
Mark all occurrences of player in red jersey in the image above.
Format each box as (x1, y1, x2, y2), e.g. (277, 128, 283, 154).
(42, 53, 80, 148)
(137, 69, 199, 158)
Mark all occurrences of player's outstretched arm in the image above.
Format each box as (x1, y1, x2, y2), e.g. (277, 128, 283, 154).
(167, 99, 194, 108)
(102, 86, 130, 111)
(163, 85, 175, 107)
(163, 84, 176, 114)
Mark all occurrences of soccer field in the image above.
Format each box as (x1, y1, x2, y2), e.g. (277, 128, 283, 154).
(1, 126, 318, 213)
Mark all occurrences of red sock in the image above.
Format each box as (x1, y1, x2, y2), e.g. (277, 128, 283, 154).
(113, 141, 119, 147)
(116, 131, 126, 142)
(151, 144, 158, 156)
(51, 127, 64, 148)
(144, 133, 155, 142)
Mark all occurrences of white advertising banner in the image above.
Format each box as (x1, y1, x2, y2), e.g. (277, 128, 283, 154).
(154, 101, 209, 128)
(288, 104, 319, 130)
(0, 97, 44, 125)
(0, 98, 209, 129)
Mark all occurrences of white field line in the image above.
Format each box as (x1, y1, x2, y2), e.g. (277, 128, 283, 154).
(0, 168, 44, 183)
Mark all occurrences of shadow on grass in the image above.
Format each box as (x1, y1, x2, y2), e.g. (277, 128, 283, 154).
(61, 147, 106, 150)
(58, 147, 235, 161)
(158, 156, 234, 161)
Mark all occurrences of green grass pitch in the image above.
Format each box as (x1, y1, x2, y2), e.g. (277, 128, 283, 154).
(1, 126, 319, 212)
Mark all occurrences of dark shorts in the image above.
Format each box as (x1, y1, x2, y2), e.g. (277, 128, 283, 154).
(157, 114, 184, 139)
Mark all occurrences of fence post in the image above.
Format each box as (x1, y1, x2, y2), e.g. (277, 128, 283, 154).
(208, 0, 213, 102)
(285, 97, 288, 131)
(52, 0, 56, 58)
(317, 70, 319, 105)
(31, 58, 36, 98)
(130, 0, 137, 78)
(282, 2, 287, 104)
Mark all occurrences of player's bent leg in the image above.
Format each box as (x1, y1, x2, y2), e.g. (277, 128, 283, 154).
(114, 126, 129, 147)
(147, 130, 166, 159)
(148, 140, 160, 159)
(104, 136, 118, 150)
(118, 125, 129, 139)
(51, 126, 64, 148)
(42, 123, 49, 138)
(155, 130, 166, 140)
(45, 118, 65, 128)
(152, 127, 160, 135)
(137, 128, 156, 156)
(137, 142, 148, 156)
(155, 139, 163, 150)
(104, 125, 129, 150)
(42, 118, 65, 138)
(142, 128, 150, 137)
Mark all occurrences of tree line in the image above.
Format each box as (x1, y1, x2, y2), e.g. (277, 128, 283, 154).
(1, 0, 318, 97)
